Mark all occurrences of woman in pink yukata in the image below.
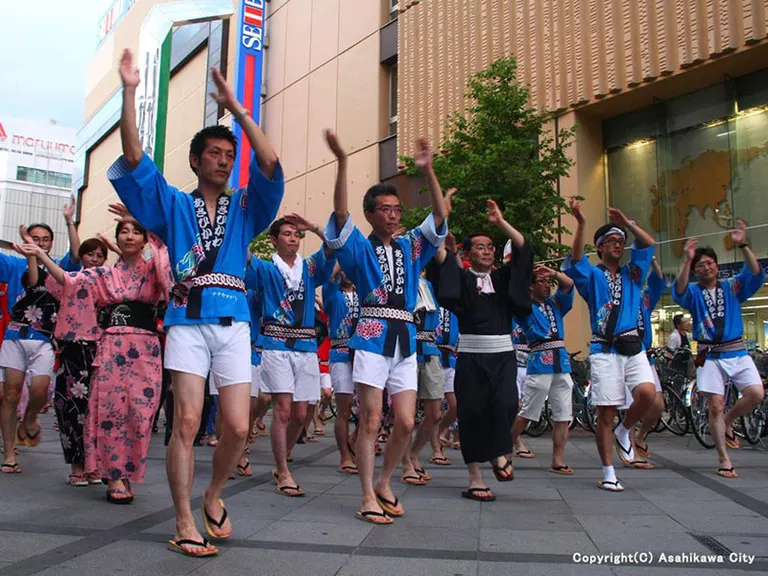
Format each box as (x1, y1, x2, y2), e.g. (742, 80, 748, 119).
(16, 206, 172, 504)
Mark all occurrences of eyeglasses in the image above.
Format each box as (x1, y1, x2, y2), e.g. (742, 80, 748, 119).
(473, 244, 495, 253)
(695, 259, 716, 270)
(601, 237, 625, 247)
(374, 205, 403, 216)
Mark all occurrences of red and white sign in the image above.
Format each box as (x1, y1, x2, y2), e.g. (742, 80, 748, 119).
(0, 123, 7, 143)
(0, 120, 75, 156)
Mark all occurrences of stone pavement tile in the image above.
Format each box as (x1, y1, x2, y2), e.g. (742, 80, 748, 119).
(398, 494, 489, 512)
(740, 488, 768, 504)
(176, 548, 347, 576)
(665, 513, 768, 534)
(563, 499, 666, 516)
(479, 528, 597, 555)
(618, 476, 702, 490)
(279, 494, 372, 525)
(395, 506, 481, 529)
(249, 520, 372, 546)
(612, 568, 752, 575)
(577, 515, 712, 554)
(708, 535, 768, 557)
(555, 485, 644, 500)
(485, 483, 565, 500)
(28, 540, 217, 576)
(482, 499, 572, 516)
(480, 509, 583, 531)
(478, 562, 614, 576)
(633, 488, 729, 502)
(142, 510, 278, 539)
(361, 524, 479, 552)
(647, 497, 760, 517)
(337, 556, 477, 576)
(0, 531, 80, 563)
(705, 474, 768, 489)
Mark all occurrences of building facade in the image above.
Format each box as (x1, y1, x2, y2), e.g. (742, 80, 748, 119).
(0, 117, 76, 259)
(76, 0, 768, 350)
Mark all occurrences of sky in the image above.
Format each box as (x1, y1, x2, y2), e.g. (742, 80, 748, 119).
(0, 0, 113, 129)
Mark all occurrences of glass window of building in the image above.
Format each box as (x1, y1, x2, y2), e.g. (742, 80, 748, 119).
(16, 166, 72, 189)
(388, 64, 398, 136)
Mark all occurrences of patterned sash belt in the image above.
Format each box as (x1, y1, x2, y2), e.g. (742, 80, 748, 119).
(263, 324, 316, 340)
(331, 338, 350, 350)
(696, 338, 745, 355)
(360, 306, 414, 323)
(513, 343, 530, 352)
(590, 328, 639, 345)
(171, 273, 246, 305)
(416, 330, 437, 343)
(529, 339, 565, 353)
(437, 344, 456, 353)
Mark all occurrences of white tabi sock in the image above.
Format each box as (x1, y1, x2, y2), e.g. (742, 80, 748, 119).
(614, 423, 630, 442)
(602, 465, 617, 483)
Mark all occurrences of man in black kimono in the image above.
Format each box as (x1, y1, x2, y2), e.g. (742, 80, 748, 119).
(428, 199, 533, 501)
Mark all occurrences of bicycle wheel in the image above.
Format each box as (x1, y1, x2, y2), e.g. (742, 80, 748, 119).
(740, 408, 762, 446)
(524, 401, 550, 437)
(660, 387, 689, 436)
(690, 390, 714, 449)
(328, 393, 338, 419)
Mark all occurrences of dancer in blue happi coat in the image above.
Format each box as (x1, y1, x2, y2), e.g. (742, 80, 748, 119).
(109, 49, 283, 557)
(322, 264, 360, 474)
(246, 215, 335, 497)
(673, 221, 765, 479)
(563, 199, 657, 492)
(323, 130, 448, 524)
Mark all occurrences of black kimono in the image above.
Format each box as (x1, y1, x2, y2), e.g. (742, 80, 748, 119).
(427, 243, 533, 464)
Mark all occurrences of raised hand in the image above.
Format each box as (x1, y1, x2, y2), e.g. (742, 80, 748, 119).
(283, 213, 316, 234)
(414, 138, 433, 172)
(13, 242, 42, 258)
(19, 225, 33, 244)
(107, 203, 134, 223)
(445, 232, 457, 254)
(683, 238, 698, 261)
(393, 226, 407, 239)
(486, 199, 504, 227)
(730, 219, 748, 246)
(608, 206, 632, 228)
(324, 130, 346, 160)
(445, 188, 458, 213)
(119, 49, 140, 89)
(569, 198, 585, 225)
(210, 68, 240, 113)
(533, 264, 557, 279)
(63, 199, 75, 223)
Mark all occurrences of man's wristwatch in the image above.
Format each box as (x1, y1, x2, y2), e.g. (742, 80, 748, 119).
(628, 220, 636, 227)
(233, 108, 250, 121)
(738, 242, 750, 249)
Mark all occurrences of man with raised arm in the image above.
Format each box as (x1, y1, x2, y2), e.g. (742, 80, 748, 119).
(427, 199, 532, 501)
(324, 130, 447, 524)
(563, 200, 657, 492)
(673, 223, 764, 478)
(108, 49, 283, 557)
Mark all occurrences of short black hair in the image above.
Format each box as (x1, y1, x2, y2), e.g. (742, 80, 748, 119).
(27, 223, 54, 242)
(363, 184, 399, 213)
(269, 218, 289, 238)
(78, 237, 108, 260)
(673, 314, 685, 328)
(462, 233, 493, 252)
(115, 220, 148, 242)
(691, 246, 718, 271)
(189, 125, 238, 174)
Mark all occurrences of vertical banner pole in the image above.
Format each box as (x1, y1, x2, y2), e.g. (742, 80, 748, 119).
(153, 32, 173, 172)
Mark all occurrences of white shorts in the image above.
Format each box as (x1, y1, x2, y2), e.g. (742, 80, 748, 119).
(520, 372, 574, 422)
(352, 340, 417, 395)
(251, 365, 263, 398)
(696, 355, 762, 396)
(621, 364, 662, 410)
(0, 340, 55, 378)
(260, 349, 320, 402)
(443, 367, 456, 394)
(516, 365, 528, 398)
(590, 352, 655, 407)
(308, 373, 332, 405)
(165, 322, 251, 388)
(330, 362, 354, 395)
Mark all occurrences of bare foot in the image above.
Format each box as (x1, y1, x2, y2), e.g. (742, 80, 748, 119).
(202, 491, 232, 539)
(173, 519, 218, 556)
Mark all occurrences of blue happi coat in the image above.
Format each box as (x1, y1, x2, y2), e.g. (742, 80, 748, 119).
(322, 279, 359, 364)
(563, 243, 654, 355)
(639, 271, 668, 366)
(520, 288, 574, 375)
(415, 278, 440, 362)
(325, 213, 447, 358)
(108, 153, 284, 327)
(246, 289, 263, 367)
(672, 264, 764, 359)
(435, 307, 459, 369)
(246, 249, 335, 353)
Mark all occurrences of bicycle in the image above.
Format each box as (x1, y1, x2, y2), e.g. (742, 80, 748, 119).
(569, 352, 594, 433)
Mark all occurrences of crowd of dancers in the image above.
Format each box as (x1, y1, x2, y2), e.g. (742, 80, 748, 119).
(0, 48, 765, 558)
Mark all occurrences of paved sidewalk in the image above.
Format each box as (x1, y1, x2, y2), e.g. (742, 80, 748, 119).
(1, 415, 768, 575)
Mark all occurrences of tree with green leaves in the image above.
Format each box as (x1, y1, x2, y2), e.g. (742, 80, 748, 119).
(249, 232, 274, 259)
(400, 56, 576, 261)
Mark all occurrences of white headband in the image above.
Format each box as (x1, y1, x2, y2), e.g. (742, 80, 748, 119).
(596, 227, 626, 247)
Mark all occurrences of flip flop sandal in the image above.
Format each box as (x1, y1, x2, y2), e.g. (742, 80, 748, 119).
(725, 432, 740, 450)
(244, 446, 251, 455)
(462, 487, 496, 502)
(626, 459, 654, 470)
(272, 469, 280, 484)
(375, 492, 404, 517)
(257, 423, 268, 436)
(106, 489, 134, 504)
(0, 463, 22, 474)
(452, 442, 460, 450)
(202, 498, 231, 539)
(414, 467, 432, 482)
(613, 435, 635, 465)
(492, 460, 514, 482)
(276, 485, 305, 497)
(401, 474, 426, 486)
(314, 428, 325, 436)
(67, 474, 89, 486)
(549, 465, 574, 475)
(24, 420, 42, 447)
(597, 479, 624, 492)
(287, 455, 294, 463)
(439, 437, 450, 448)
(717, 467, 740, 478)
(305, 435, 319, 444)
(123, 479, 136, 498)
(355, 509, 393, 525)
(374, 443, 382, 455)
(168, 538, 218, 557)
(88, 475, 103, 485)
(635, 442, 651, 458)
(430, 456, 451, 466)
(515, 450, 535, 459)
(237, 460, 252, 477)
(337, 465, 359, 475)
(0, 447, 21, 455)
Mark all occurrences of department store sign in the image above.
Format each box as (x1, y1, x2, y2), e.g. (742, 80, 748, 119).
(0, 121, 75, 157)
(98, 0, 136, 43)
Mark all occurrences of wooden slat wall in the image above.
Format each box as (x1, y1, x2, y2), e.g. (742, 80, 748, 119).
(397, 0, 768, 158)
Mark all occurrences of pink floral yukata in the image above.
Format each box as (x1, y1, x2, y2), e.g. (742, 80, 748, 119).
(63, 240, 171, 483)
